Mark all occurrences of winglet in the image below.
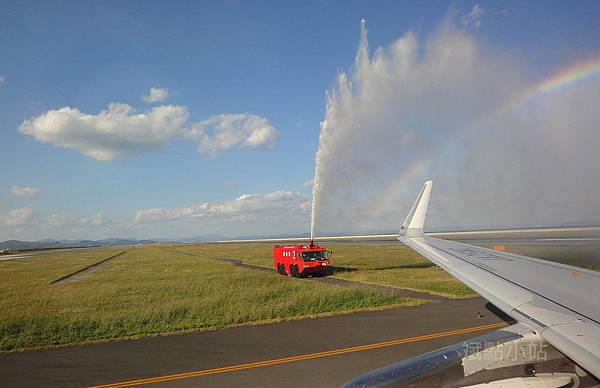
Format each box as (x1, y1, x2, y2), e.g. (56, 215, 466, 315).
(399, 181, 432, 237)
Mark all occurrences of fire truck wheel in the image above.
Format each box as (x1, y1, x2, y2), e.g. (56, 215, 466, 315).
(278, 263, 285, 275)
(290, 265, 299, 278)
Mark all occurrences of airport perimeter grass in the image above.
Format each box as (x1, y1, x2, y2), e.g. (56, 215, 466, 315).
(179, 239, 600, 298)
(0, 246, 417, 352)
(181, 243, 476, 298)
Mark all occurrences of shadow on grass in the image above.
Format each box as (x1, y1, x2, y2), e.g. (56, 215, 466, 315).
(366, 262, 437, 270)
(325, 262, 436, 275)
(329, 266, 359, 274)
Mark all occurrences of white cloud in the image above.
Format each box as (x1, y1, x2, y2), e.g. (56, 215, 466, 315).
(0, 190, 308, 240)
(80, 213, 107, 226)
(0, 211, 114, 240)
(303, 179, 314, 188)
(6, 208, 36, 226)
(141, 87, 169, 104)
(0, 74, 5, 85)
(225, 179, 240, 187)
(134, 190, 308, 223)
(185, 113, 278, 157)
(47, 213, 66, 227)
(18, 103, 279, 161)
(10, 186, 40, 197)
(18, 103, 189, 161)
(462, 4, 485, 28)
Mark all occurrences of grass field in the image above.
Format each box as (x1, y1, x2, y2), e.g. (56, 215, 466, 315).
(179, 242, 476, 298)
(0, 245, 418, 352)
(4, 240, 590, 352)
(184, 239, 600, 297)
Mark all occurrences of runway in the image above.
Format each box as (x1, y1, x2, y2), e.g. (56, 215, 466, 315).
(0, 253, 35, 261)
(0, 247, 99, 262)
(0, 297, 509, 387)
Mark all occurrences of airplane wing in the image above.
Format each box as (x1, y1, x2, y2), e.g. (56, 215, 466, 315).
(398, 181, 600, 379)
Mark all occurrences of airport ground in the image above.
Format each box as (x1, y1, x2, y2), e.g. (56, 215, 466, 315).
(1, 297, 507, 387)
(0, 245, 420, 353)
(0, 230, 598, 386)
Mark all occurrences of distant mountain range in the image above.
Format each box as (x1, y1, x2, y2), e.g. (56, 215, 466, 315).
(0, 231, 392, 251)
(0, 238, 160, 251)
(0, 228, 406, 251)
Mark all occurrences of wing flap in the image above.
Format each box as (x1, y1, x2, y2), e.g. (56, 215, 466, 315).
(543, 322, 600, 375)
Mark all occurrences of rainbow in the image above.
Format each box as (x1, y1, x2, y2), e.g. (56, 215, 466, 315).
(486, 54, 600, 124)
(366, 54, 600, 226)
(365, 154, 433, 224)
(519, 55, 600, 106)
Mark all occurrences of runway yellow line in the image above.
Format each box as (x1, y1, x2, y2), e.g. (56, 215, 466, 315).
(89, 321, 508, 388)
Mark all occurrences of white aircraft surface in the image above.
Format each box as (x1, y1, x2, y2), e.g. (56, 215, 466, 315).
(344, 181, 600, 387)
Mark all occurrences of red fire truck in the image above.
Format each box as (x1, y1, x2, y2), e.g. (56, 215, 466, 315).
(273, 241, 331, 277)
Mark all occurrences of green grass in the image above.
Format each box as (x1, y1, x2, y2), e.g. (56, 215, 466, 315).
(171, 240, 600, 299)
(332, 268, 476, 298)
(180, 243, 476, 299)
(323, 244, 475, 298)
(178, 243, 274, 267)
(0, 245, 417, 352)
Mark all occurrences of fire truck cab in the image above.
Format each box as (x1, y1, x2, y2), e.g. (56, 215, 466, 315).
(273, 241, 331, 277)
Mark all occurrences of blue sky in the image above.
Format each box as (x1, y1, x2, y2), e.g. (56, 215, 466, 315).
(1, 1, 599, 240)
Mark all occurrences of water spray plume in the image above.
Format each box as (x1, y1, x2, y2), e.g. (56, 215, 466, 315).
(309, 18, 600, 234)
(309, 120, 325, 241)
(310, 19, 368, 240)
